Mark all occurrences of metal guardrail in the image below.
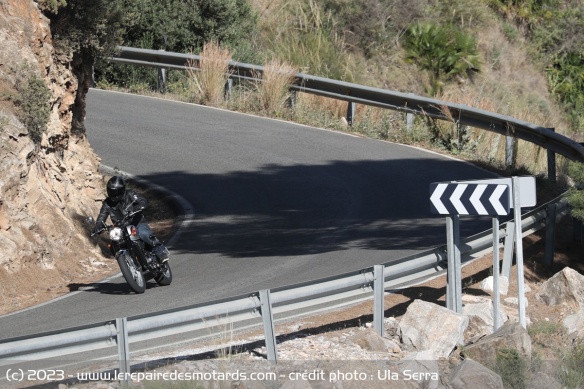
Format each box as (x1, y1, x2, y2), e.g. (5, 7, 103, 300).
(0, 197, 569, 376)
(110, 46, 584, 164)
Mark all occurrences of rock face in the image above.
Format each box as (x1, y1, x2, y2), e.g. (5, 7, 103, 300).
(0, 0, 104, 313)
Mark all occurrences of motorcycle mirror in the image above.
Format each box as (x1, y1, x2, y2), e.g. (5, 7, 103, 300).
(86, 216, 94, 225)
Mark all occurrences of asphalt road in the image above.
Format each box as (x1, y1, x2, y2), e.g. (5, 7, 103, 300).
(0, 89, 499, 339)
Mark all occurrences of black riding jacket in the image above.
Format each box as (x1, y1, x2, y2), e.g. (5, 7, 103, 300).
(96, 189, 147, 228)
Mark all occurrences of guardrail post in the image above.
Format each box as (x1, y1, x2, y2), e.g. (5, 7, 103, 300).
(406, 113, 414, 132)
(157, 66, 167, 93)
(373, 265, 385, 337)
(224, 79, 233, 100)
(346, 101, 356, 126)
(547, 128, 556, 186)
(544, 203, 557, 267)
(502, 221, 515, 279)
(116, 317, 131, 383)
(286, 90, 297, 109)
(506, 136, 515, 169)
(157, 48, 167, 94)
(259, 290, 277, 362)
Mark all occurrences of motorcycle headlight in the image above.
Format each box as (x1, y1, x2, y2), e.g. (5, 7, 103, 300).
(109, 227, 123, 241)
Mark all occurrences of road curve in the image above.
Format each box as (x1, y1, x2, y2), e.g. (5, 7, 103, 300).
(0, 89, 498, 339)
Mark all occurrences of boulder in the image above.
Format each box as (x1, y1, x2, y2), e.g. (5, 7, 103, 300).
(503, 296, 529, 307)
(527, 371, 564, 389)
(399, 300, 469, 359)
(462, 321, 531, 363)
(480, 276, 509, 295)
(536, 268, 584, 311)
(450, 359, 504, 389)
(563, 309, 584, 341)
(350, 328, 391, 352)
(462, 297, 509, 344)
(398, 350, 442, 389)
(384, 317, 401, 339)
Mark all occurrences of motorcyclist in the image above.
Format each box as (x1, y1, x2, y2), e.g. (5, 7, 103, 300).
(92, 175, 168, 263)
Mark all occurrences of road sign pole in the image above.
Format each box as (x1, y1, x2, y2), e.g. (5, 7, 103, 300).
(512, 177, 527, 328)
(492, 217, 501, 331)
(446, 216, 454, 310)
(446, 215, 462, 313)
(454, 214, 462, 314)
(502, 221, 515, 279)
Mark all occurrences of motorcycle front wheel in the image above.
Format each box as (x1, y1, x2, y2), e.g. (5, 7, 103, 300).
(155, 262, 172, 286)
(117, 252, 146, 293)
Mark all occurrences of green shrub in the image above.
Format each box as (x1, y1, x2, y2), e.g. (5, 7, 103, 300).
(36, 0, 67, 14)
(403, 22, 481, 96)
(528, 320, 563, 337)
(97, 0, 258, 88)
(547, 51, 584, 125)
(557, 344, 584, 389)
(487, 0, 559, 25)
(15, 75, 52, 144)
(494, 348, 527, 389)
(567, 161, 584, 221)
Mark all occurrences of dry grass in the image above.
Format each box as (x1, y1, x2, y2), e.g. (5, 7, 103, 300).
(255, 59, 297, 114)
(297, 94, 346, 119)
(434, 81, 566, 176)
(186, 41, 232, 107)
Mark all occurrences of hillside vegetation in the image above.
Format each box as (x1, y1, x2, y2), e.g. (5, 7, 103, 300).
(28, 0, 584, 215)
(89, 0, 583, 181)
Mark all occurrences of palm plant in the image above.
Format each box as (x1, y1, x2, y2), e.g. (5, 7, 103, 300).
(403, 22, 481, 96)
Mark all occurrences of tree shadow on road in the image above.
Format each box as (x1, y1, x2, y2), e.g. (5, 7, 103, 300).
(138, 158, 501, 259)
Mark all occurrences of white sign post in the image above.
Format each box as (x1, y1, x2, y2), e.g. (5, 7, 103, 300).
(492, 217, 501, 330)
(512, 177, 527, 328)
(446, 214, 461, 312)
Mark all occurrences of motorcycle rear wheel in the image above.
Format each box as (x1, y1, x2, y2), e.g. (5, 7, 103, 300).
(117, 252, 146, 293)
(155, 262, 172, 286)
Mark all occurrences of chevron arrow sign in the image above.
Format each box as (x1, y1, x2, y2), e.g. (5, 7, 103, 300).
(430, 182, 510, 216)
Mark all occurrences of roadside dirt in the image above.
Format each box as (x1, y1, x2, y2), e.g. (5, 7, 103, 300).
(0, 179, 176, 316)
(273, 212, 584, 362)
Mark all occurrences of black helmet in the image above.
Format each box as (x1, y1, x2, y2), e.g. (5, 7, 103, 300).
(106, 176, 126, 203)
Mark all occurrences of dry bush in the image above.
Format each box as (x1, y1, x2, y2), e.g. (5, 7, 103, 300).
(256, 59, 296, 114)
(435, 87, 560, 174)
(187, 41, 232, 107)
(298, 94, 346, 119)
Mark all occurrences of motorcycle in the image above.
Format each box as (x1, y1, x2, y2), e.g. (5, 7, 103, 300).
(88, 206, 172, 294)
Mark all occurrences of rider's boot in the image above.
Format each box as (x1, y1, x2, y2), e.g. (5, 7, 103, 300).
(151, 235, 169, 263)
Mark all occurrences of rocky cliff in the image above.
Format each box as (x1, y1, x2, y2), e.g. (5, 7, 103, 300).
(0, 0, 105, 313)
